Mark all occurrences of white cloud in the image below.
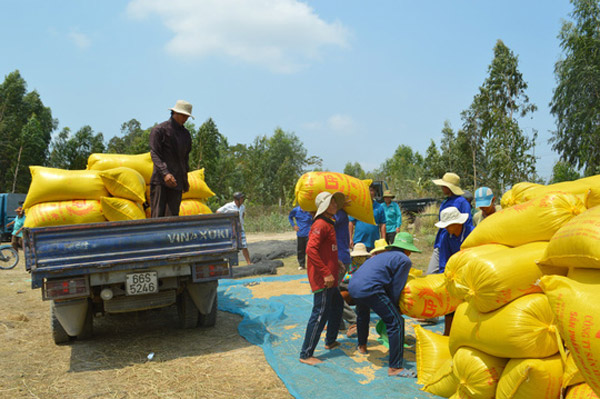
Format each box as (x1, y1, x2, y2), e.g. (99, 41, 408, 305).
(326, 113, 356, 133)
(126, 0, 349, 73)
(68, 30, 91, 49)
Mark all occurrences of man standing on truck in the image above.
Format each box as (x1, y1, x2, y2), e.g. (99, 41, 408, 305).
(149, 100, 193, 217)
(217, 192, 252, 265)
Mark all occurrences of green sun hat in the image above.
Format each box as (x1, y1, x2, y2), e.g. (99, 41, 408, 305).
(386, 232, 421, 253)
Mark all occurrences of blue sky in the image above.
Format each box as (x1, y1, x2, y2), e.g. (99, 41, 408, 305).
(1, 1, 574, 181)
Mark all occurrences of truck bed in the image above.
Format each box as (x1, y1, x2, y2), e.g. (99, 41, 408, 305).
(24, 213, 242, 288)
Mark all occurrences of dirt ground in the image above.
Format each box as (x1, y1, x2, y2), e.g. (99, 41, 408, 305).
(0, 232, 433, 399)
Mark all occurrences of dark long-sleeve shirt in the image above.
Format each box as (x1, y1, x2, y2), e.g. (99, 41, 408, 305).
(348, 249, 412, 305)
(149, 117, 192, 192)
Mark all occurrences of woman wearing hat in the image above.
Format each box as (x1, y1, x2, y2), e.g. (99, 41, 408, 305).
(348, 232, 421, 378)
(299, 191, 346, 366)
(382, 190, 402, 244)
(428, 173, 473, 274)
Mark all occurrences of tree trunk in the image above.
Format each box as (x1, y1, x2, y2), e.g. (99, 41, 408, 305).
(11, 144, 23, 193)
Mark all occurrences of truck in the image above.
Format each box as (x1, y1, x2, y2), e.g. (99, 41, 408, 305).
(369, 180, 441, 217)
(0, 193, 27, 242)
(24, 213, 241, 344)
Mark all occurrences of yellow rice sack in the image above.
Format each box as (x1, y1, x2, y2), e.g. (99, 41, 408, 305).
(496, 355, 563, 399)
(294, 172, 374, 224)
(23, 167, 109, 210)
(566, 383, 600, 399)
(587, 187, 600, 209)
(462, 192, 585, 249)
(101, 197, 145, 221)
(182, 169, 215, 199)
(422, 358, 458, 398)
(538, 206, 600, 270)
(24, 200, 106, 228)
(415, 324, 451, 385)
(179, 199, 213, 216)
(501, 182, 543, 208)
(449, 294, 560, 359)
(399, 273, 462, 319)
(87, 152, 154, 184)
(451, 347, 508, 399)
(408, 268, 423, 282)
(445, 244, 509, 300)
(540, 275, 600, 396)
(98, 167, 146, 203)
(456, 242, 547, 313)
(563, 352, 586, 390)
(567, 268, 600, 284)
(501, 175, 600, 208)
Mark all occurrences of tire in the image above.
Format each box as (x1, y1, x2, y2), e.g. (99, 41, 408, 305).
(78, 300, 94, 340)
(0, 246, 18, 270)
(50, 303, 71, 344)
(198, 295, 217, 327)
(177, 290, 199, 329)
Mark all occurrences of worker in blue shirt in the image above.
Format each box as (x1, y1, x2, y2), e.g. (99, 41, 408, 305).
(427, 172, 472, 274)
(382, 190, 402, 244)
(289, 206, 314, 270)
(349, 185, 386, 251)
(434, 206, 473, 335)
(348, 232, 421, 378)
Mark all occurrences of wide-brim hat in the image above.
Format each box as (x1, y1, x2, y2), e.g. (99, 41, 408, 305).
(435, 206, 469, 228)
(432, 172, 464, 195)
(475, 187, 494, 208)
(382, 190, 395, 199)
(350, 243, 371, 257)
(387, 232, 421, 253)
(314, 191, 345, 218)
(370, 238, 388, 255)
(169, 100, 194, 119)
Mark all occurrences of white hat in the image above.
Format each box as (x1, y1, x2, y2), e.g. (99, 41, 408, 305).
(435, 206, 469, 228)
(432, 172, 464, 195)
(314, 191, 345, 218)
(169, 100, 194, 119)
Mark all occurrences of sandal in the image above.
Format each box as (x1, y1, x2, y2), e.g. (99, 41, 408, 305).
(394, 369, 417, 378)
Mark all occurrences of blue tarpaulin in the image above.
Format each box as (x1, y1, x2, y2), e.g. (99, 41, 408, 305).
(218, 274, 444, 399)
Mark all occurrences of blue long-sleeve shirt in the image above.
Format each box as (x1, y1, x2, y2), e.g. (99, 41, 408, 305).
(348, 249, 412, 305)
(288, 206, 313, 237)
(433, 195, 473, 248)
(438, 223, 474, 273)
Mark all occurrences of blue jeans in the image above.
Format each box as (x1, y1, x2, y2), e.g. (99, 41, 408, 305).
(300, 287, 344, 359)
(355, 292, 405, 369)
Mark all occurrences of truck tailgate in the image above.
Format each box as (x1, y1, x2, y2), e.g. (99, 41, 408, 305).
(24, 213, 241, 288)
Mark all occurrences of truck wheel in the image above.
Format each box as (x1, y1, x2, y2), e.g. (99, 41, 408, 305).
(198, 295, 217, 327)
(78, 300, 94, 340)
(50, 303, 71, 344)
(177, 290, 199, 329)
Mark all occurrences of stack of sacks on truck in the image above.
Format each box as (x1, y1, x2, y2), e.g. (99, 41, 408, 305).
(179, 168, 215, 216)
(414, 185, 597, 399)
(294, 171, 375, 224)
(22, 165, 148, 227)
(87, 152, 216, 217)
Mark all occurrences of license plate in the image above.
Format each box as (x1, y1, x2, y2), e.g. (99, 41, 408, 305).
(126, 272, 158, 295)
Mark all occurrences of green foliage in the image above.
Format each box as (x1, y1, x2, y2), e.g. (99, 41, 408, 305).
(550, 0, 600, 176)
(0, 70, 56, 192)
(375, 144, 429, 199)
(549, 160, 581, 183)
(460, 40, 538, 193)
(47, 126, 105, 170)
(343, 162, 366, 179)
(244, 204, 291, 232)
(106, 119, 150, 154)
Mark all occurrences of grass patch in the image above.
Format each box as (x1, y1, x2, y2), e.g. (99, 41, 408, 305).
(245, 204, 291, 233)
